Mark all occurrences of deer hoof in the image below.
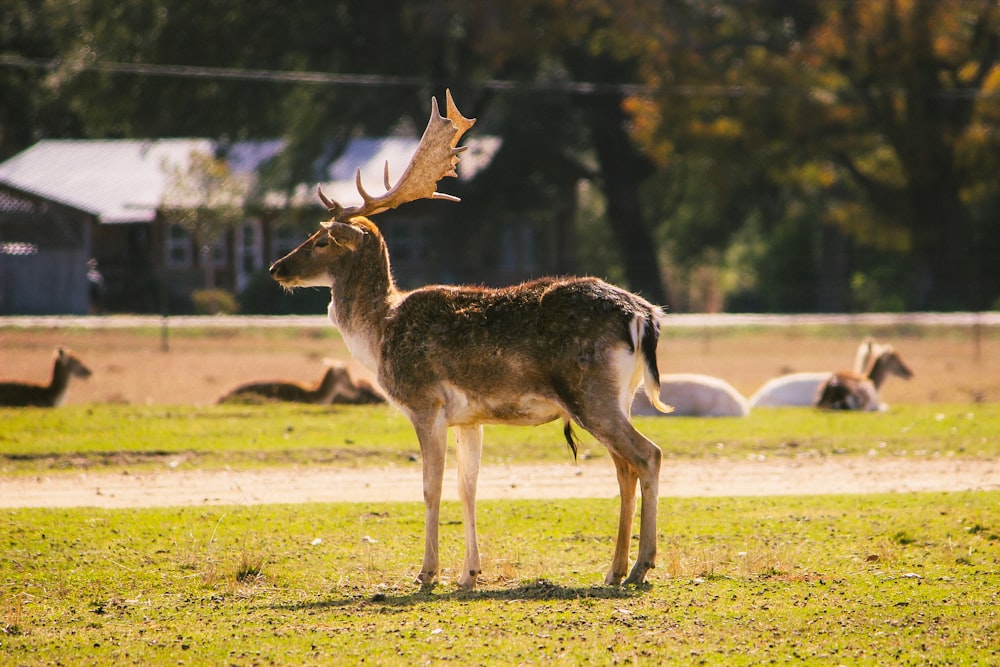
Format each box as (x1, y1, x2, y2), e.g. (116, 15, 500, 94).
(457, 570, 479, 590)
(604, 570, 625, 586)
(415, 570, 437, 586)
(623, 562, 653, 587)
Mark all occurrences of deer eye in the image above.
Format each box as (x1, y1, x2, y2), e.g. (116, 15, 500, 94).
(314, 236, 330, 249)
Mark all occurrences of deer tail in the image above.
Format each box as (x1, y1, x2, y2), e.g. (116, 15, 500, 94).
(639, 309, 673, 414)
(562, 420, 579, 462)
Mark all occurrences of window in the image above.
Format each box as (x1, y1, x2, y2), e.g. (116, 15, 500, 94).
(239, 219, 263, 274)
(166, 224, 192, 268)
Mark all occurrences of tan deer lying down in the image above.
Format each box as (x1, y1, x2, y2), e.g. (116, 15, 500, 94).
(217, 360, 385, 405)
(0, 347, 92, 407)
(815, 341, 913, 411)
(270, 91, 671, 589)
(631, 373, 749, 417)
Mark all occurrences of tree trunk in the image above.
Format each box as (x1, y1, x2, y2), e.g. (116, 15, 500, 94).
(581, 95, 669, 306)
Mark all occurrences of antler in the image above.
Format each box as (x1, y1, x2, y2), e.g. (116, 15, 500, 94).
(319, 89, 476, 222)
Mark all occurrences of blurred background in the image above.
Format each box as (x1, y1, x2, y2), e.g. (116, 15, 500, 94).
(1, 0, 998, 316)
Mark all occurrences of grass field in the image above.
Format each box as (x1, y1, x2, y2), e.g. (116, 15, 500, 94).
(3, 493, 998, 665)
(1, 321, 999, 664)
(2, 403, 999, 474)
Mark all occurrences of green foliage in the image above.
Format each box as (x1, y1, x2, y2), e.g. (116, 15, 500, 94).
(2, 492, 998, 664)
(3, 0, 1000, 310)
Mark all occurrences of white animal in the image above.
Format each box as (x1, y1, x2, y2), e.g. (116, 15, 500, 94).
(632, 373, 749, 417)
(748, 338, 876, 408)
(269, 91, 670, 590)
(748, 371, 833, 408)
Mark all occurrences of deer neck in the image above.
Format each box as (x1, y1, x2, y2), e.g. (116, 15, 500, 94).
(328, 237, 398, 375)
(47, 357, 73, 406)
(312, 366, 340, 402)
(866, 355, 889, 389)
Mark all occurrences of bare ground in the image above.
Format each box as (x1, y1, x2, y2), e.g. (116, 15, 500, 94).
(3, 456, 998, 509)
(0, 317, 998, 405)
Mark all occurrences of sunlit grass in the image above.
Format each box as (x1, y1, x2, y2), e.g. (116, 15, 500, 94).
(1, 403, 998, 475)
(2, 492, 997, 664)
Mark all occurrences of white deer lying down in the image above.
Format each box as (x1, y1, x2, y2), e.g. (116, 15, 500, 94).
(269, 91, 671, 589)
(217, 360, 386, 405)
(631, 373, 749, 417)
(748, 337, 877, 408)
(815, 342, 914, 411)
(0, 347, 92, 407)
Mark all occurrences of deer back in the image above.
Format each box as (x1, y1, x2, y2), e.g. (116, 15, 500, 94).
(378, 276, 659, 422)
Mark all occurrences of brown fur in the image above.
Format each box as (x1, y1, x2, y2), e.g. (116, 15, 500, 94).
(0, 347, 92, 407)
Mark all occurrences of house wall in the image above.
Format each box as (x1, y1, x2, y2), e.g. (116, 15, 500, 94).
(0, 189, 93, 314)
(0, 247, 89, 314)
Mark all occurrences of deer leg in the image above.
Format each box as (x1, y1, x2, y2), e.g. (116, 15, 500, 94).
(623, 429, 660, 586)
(454, 423, 484, 589)
(588, 416, 662, 586)
(412, 411, 448, 586)
(606, 452, 638, 585)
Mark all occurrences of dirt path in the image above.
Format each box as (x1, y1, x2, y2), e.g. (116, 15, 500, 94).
(3, 457, 998, 509)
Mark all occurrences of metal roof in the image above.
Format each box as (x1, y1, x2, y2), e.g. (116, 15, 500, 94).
(0, 139, 287, 223)
(0, 135, 499, 223)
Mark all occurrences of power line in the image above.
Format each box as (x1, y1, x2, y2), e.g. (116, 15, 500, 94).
(2, 54, 998, 100)
(1, 55, 652, 96)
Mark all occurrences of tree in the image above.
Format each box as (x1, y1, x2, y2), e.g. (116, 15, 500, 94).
(625, 0, 1000, 310)
(162, 150, 250, 289)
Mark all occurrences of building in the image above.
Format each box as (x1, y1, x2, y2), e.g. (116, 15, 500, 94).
(0, 135, 503, 315)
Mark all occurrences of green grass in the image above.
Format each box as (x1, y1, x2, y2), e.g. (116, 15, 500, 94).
(2, 493, 998, 665)
(2, 403, 998, 475)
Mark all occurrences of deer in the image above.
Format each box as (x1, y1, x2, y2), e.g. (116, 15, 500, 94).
(0, 347, 92, 407)
(748, 337, 878, 408)
(631, 373, 749, 417)
(218, 359, 347, 404)
(815, 341, 914, 411)
(269, 91, 672, 589)
(218, 360, 386, 405)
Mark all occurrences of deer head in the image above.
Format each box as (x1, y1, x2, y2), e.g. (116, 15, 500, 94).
(270, 90, 475, 289)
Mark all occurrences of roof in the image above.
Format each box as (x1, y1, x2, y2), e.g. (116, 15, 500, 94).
(0, 135, 500, 223)
(0, 139, 283, 224)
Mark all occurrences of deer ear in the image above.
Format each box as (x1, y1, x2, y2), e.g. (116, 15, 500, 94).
(326, 222, 366, 250)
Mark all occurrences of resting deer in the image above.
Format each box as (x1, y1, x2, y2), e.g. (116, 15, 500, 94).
(631, 373, 749, 417)
(815, 342, 914, 411)
(218, 360, 346, 404)
(269, 91, 671, 589)
(748, 337, 878, 408)
(0, 347, 92, 407)
(218, 360, 386, 405)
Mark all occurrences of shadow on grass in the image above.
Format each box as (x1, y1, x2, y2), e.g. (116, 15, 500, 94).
(272, 578, 650, 612)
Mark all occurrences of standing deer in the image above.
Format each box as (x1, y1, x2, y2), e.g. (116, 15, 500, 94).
(269, 91, 671, 589)
(0, 347, 92, 407)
